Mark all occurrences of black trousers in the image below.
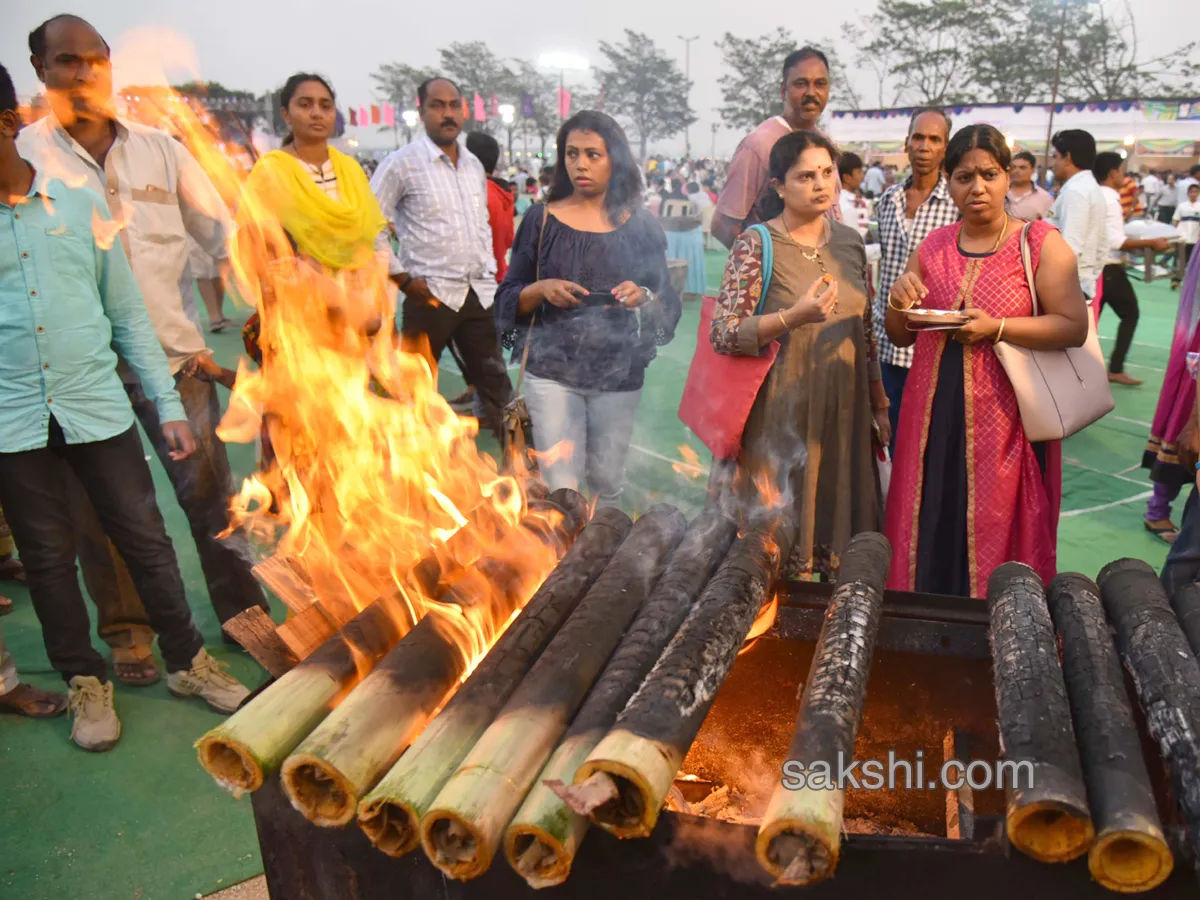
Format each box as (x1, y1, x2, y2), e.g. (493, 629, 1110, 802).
(401, 288, 513, 436)
(0, 421, 204, 682)
(1099, 264, 1139, 374)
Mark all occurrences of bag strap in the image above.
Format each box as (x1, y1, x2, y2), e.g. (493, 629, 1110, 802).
(1019, 221, 1040, 317)
(747, 223, 775, 315)
(514, 205, 549, 396)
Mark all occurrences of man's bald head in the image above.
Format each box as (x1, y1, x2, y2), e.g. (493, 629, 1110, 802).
(29, 14, 113, 123)
(29, 14, 108, 60)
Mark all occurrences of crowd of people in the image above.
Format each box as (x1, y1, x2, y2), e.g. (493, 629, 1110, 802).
(3, 15, 1199, 756)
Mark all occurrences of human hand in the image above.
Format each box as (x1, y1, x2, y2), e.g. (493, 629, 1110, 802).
(537, 279, 588, 309)
(890, 272, 928, 310)
(162, 420, 197, 461)
(1151, 238, 1170, 252)
(873, 407, 892, 449)
(185, 354, 236, 390)
(611, 281, 646, 308)
(954, 308, 1001, 345)
(786, 275, 839, 327)
(402, 277, 432, 301)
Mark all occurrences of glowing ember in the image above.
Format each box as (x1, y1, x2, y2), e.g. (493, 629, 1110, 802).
(671, 444, 706, 479)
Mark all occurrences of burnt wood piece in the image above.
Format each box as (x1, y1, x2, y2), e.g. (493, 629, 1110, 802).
(222, 607, 298, 677)
(252, 555, 317, 613)
(755, 532, 892, 885)
(420, 505, 689, 880)
(987, 562, 1094, 863)
(275, 603, 338, 659)
(1098, 559, 1200, 880)
(1170, 583, 1200, 659)
(1048, 573, 1173, 891)
(506, 507, 738, 886)
(576, 517, 797, 839)
(357, 506, 634, 857)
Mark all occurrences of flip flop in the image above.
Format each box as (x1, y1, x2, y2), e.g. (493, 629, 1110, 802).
(112, 657, 162, 687)
(0, 556, 25, 582)
(0, 683, 68, 718)
(1144, 520, 1179, 544)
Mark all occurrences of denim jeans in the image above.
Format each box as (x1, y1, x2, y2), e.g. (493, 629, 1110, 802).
(880, 361, 909, 455)
(71, 372, 267, 653)
(1162, 486, 1200, 599)
(0, 423, 204, 682)
(522, 373, 642, 507)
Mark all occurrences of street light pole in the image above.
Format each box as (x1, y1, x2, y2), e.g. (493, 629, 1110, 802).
(678, 34, 699, 158)
(1042, 3, 1068, 178)
(711, 122, 717, 160)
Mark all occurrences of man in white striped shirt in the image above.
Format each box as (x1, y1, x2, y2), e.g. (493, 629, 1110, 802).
(371, 77, 513, 435)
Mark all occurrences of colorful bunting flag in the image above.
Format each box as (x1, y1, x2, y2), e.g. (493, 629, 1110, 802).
(490, 93, 499, 116)
(370, 104, 381, 125)
(520, 92, 534, 119)
(557, 86, 571, 120)
(474, 93, 486, 121)
(348, 107, 357, 126)
(383, 103, 395, 126)
(358, 105, 369, 127)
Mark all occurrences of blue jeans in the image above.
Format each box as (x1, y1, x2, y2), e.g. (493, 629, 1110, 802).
(881, 361, 910, 454)
(522, 373, 642, 507)
(1162, 485, 1200, 599)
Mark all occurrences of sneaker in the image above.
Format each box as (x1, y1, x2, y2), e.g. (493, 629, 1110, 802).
(448, 387, 477, 415)
(167, 649, 250, 713)
(67, 676, 121, 752)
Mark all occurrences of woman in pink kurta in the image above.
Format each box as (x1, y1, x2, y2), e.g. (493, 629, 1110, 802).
(883, 125, 1090, 598)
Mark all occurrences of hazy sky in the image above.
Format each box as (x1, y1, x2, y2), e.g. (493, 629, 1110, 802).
(2, 0, 1196, 156)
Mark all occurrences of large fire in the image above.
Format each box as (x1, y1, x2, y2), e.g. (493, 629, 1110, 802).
(101, 33, 565, 676)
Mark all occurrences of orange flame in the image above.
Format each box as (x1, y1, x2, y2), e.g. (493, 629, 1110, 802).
(671, 444, 706, 479)
(108, 32, 567, 671)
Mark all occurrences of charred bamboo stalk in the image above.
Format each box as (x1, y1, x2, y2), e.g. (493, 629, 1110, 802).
(1047, 573, 1173, 892)
(1171, 583, 1200, 660)
(505, 509, 738, 888)
(573, 517, 796, 841)
(356, 507, 633, 857)
(988, 562, 1094, 863)
(755, 532, 891, 886)
(420, 506, 688, 881)
(1098, 559, 1200, 877)
(197, 490, 587, 798)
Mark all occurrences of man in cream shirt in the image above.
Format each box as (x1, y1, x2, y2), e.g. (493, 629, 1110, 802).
(19, 14, 267, 682)
(1048, 129, 1108, 301)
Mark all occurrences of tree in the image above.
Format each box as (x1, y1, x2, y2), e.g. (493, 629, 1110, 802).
(371, 62, 438, 114)
(172, 81, 266, 144)
(966, 0, 1058, 104)
(593, 30, 695, 162)
(841, 22, 905, 109)
(438, 41, 514, 132)
(507, 60, 560, 157)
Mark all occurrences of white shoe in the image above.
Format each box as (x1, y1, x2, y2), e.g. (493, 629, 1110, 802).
(67, 676, 121, 752)
(167, 649, 250, 714)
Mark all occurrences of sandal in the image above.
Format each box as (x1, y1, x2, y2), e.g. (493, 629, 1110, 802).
(112, 656, 162, 687)
(209, 317, 234, 333)
(0, 595, 12, 617)
(0, 556, 25, 582)
(1145, 519, 1179, 544)
(0, 683, 68, 718)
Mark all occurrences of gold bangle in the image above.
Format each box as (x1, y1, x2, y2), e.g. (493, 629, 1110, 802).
(888, 296, 912, 313)
(994, 318, 1007, 344)
(777, 310, 790, 331)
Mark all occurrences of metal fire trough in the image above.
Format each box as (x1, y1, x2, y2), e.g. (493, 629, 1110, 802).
(249, 583, 1197, 899)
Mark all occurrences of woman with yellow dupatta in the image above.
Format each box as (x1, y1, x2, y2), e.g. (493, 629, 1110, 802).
(234, 72, 388, 461)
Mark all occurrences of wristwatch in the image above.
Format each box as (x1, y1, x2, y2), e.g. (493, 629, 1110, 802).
(639, 285, 658, 306)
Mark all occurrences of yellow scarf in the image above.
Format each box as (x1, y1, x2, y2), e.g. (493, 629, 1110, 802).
(241, 147, 386, 270)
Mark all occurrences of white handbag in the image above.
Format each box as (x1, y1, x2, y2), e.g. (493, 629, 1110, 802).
(991, 224, 1114, 442)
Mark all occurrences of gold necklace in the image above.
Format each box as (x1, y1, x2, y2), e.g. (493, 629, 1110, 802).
(781, 210, 824, 264)
(959, 214, 1009, 254)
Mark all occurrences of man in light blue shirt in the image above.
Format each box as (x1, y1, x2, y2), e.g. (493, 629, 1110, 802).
(1048, 130, 1107, 300)
(0, 63, 248, 751)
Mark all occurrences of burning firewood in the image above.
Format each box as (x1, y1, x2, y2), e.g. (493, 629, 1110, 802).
(356, 507, 634, 857)
(571, 518, 796, 841)
(419, 506, 689, 881)
(505, 508, 739, 888)
(755, 531, 891, 886)
(988, 562, 1095, 863)
(1046, 573, 1174, 892)
(1171, 583, 1200, 659)
(195, 490, 587, 798)
(1097, 559, 1200, 879)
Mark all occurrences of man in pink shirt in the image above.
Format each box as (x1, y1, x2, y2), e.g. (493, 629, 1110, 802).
(712, 46, 841, 248)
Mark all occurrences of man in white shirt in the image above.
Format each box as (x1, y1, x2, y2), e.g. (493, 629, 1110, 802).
(862, 160, 888, 198)
(1172, 183, 1200, 283)
(19, 14, 268, 682)
(837, 151, 867, 234)
(1048, 129, 1108, 301)
(1093, 152, 1170, 386)
(1176, 164, 1200, 203)
(1141, 170, 1162, 214)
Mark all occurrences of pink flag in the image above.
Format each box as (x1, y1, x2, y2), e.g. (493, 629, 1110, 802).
(474, 93, 486, 121)
(382, 103, 395, 126)
(358, 105, 368, 127)
(557, 87, 572, 120)
(489, 93, 499, 116)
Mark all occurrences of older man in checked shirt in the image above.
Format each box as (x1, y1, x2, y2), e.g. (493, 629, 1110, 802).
(371, 76, 513, 436)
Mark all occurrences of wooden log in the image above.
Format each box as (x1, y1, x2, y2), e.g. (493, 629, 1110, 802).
(1170, 583, 1200, 660)
(221, 607, 297, 677)
(356, 507, 633, 858)
(1047, 573, 1173, 892)
(275, 603, 337, 659)
(420, 505, 688, 881)
(505, 508, 738, 888)
(252, 555, 316, 613)
(1097, 559, 1200, 878)
(988, 562, 1094, 863)
(574, 517, 796, 841)
(755, 532, 891, 886)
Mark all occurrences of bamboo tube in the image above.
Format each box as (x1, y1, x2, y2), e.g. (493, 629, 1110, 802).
(1098, 559, 1200, 876)
(357, 507, 633, 857)
(197, 488, 586, 798)
(420, 506, 688, 881)
(1170, 582, 1200, 659)
(505, 509, 738, 888)
(755, 532, 891, 886)
(1047, 573, 1173, 893)
(575, 518, 796, 841)
(988, 562, 1094, 863)
(196, 598, 407, 797)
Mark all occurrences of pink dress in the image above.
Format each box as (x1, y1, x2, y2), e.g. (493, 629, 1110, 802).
(884, 220, 1062, 598)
